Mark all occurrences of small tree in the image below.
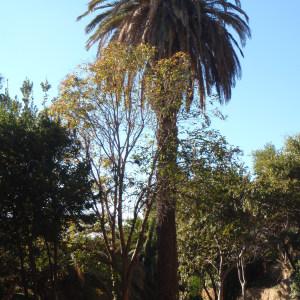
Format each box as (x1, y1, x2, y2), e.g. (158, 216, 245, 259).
(51, 44, 160, 300)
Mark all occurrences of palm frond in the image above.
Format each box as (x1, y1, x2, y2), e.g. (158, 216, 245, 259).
(79, 0, 251, 106)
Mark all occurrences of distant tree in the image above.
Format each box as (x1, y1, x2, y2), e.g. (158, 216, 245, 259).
(0, 75, 9, 103)
(177, 127, 254, 300)
(251, 136, 300, 275)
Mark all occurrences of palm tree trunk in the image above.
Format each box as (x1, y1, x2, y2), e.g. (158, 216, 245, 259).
(155, 104, 179, 300)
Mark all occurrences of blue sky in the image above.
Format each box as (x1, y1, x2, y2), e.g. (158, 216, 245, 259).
(1, 1, 300, 169)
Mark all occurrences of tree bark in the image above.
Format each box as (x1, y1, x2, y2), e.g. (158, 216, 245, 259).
(121, 259, 131, 300)
(121, 276, 130, 300)
(217, 279, 225, 300)
(28, 239, 39, 300)
(218, 266, 234, 300)
(53, 239, 59, 300)
(45, 240, 58, 300)
(216, 252, 225, 300)
(206, 267, 218, 300)
(237, 248, 247, 300)
(203, 281, 214, 300)
(110, 265, 118, 300)
(156, 104, 179, 300)
(18, 246, 29, 299)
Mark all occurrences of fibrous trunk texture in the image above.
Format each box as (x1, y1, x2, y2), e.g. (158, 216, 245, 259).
(156, 105, 179, 300)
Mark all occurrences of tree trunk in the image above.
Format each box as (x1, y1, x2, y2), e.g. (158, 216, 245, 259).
(53, 239, 59, 300)
(28, 239, 39, 300)
(237, 249, 247, 300)
(111, 270, 118, 300)
(121, 280, 130, 300)
(241, 283, 246, 300)
(155, 104, 179, 300)
(218, 266, 235, 300)
(203, 282, 214, 300)
(45, 240, 59, 300)
(121, 259, 131, 300)
(18, 246, 29, 299)
(206, 268, 218, 300)
(216, 251, 225, 300)
(217, 279, 225, 300)
(45, 241, 55, 296)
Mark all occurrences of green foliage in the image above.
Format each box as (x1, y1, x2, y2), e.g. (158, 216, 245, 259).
(0, 81, 93, 298)
(79, 0, 250, 106)
(177, 126, 252, 298)
(186, 276, 202, 299)
(252, 136, 300, 243)
(291, 261, 300, 300)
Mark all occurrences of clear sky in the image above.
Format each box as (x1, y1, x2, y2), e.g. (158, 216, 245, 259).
(1, 1, 300, 170)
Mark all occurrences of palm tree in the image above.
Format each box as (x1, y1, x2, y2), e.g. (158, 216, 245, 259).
(79, 1, 250, 300)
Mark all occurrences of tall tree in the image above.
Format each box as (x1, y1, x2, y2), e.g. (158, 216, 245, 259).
(79, 1, 250, 299)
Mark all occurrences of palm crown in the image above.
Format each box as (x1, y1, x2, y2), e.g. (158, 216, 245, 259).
(79, 0, 250, 106)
